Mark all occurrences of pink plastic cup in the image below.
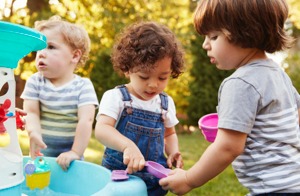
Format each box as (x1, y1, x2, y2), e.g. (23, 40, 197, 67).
(198, 113, 218, 142)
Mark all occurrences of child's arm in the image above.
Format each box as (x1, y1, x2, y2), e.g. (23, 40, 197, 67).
(160, 128, 247, 195)
(95, 114, 145, 174)
(23, 99, 47, 158)
(164, 127, 183, 169)
(56, 104, 95, 170)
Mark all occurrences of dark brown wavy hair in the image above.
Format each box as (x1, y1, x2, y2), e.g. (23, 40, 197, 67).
(194, 0, 294, 53)
(111, 21, 185, 78)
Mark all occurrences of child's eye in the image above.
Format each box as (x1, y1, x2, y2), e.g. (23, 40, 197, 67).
(47, 45, 55, 49)
(159, 77, 167, 81)
(139, 76, 149, 80)
(210, 35, 218, 40)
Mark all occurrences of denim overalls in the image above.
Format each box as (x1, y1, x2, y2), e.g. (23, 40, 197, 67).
(102, 85, 168, 196)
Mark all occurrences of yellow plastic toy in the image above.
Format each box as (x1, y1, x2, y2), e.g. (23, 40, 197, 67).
(24, 157, 51, 190)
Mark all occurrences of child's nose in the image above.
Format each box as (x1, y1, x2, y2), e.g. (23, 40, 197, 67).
(148, 79, 158, 88)
(202, 36, 210, 50)
(37, 49, 46, 57)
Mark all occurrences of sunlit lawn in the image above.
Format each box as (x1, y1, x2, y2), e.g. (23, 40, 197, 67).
(18, 130, 248, 196)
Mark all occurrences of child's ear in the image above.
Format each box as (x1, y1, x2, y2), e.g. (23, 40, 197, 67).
(72, 49, 82, 64)
(124, 72, 130, 78)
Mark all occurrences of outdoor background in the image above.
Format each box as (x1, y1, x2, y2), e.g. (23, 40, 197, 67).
(1, 0, 300, 195)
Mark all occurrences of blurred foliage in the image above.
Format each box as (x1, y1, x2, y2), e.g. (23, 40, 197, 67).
(288, 0, 300, 29)
(1, 0, 194, 120)
(1, 0, 300, 128)
(285, 29, 300, 91)
(286, 1, 300, 93)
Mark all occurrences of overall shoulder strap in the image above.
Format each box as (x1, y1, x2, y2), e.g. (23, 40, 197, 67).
(115, 85, 131, 101)
(159, 92, 168, 111)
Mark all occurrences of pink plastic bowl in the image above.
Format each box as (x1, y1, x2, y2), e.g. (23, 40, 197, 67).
(198, 113, 218, 142)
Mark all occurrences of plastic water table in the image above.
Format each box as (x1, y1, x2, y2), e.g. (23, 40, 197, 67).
(0, 20, 47, 195)
(22, 156, 147, 196)
(0, 21, 147, 195)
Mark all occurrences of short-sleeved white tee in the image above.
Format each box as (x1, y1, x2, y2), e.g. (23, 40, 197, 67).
(97, 88, 179, 128)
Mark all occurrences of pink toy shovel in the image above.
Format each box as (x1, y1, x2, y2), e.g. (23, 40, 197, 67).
(111, 161, 172, 181)
(111, 170, 129, 181)
(145, 161, 171, 179)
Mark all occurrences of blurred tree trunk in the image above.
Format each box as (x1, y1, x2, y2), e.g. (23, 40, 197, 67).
(27, 0, 49, 13)
(26, 0, 52, 23)
(15, 75, 26, 108)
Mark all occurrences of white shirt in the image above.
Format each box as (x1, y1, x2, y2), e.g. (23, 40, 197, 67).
(97, 88, 179, 128)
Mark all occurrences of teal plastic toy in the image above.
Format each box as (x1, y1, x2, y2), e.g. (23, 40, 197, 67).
(0, 21, 47, 68)
(24, 157, 51, 190)
(0, 21, 46, 196)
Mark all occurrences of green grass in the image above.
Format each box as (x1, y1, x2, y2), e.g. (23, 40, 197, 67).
(18, 130, 248, 195)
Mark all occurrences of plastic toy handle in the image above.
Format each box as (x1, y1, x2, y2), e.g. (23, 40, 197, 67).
(111, 170, 129, 181)
(15, 111, 24, 130)
(2, 99, 11, 110)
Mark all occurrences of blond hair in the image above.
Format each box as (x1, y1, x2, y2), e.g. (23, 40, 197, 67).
(35, 16, 90, 68)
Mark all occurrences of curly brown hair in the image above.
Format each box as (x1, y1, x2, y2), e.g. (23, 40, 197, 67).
(194, 0, 294, 53)
(111, 21, 185, 78)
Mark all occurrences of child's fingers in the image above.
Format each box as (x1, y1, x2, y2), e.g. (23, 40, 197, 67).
(174, 152, 181, 159)
(167, 157, 173, 168)
(177, 159, 184, 168)
(35, 150, 44, 157)
(123, 154, 130, 165)
(15, 108, 27, 116)
(35, 138, 47, 149)
(138, 159, 145, 171)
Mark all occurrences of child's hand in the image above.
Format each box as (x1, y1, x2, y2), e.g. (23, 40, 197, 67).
(15, 108, 27, 116)
(29, 132, 47, 158)
(123, 144, 145, 174)
(56, 150, 81, 171)
(167, 151, 183, 169)
(159, 168, 193, 195)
